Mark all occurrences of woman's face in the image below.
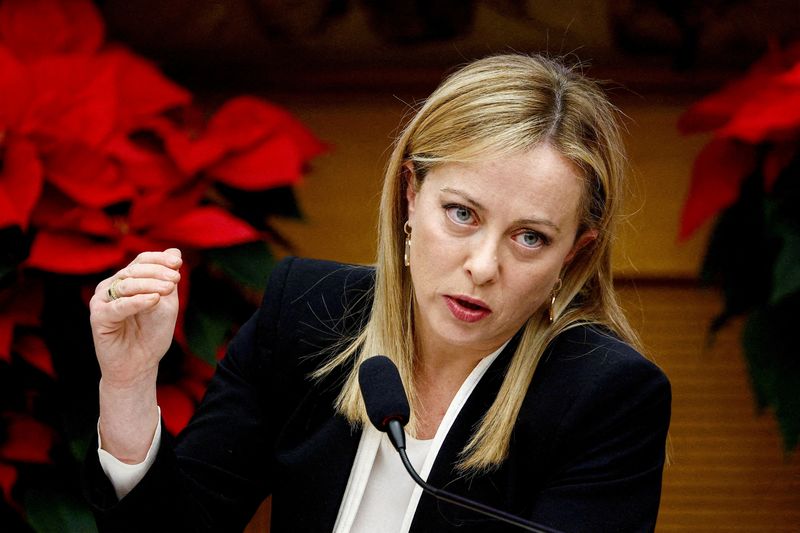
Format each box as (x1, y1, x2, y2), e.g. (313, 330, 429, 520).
(406, 143, 594, 361)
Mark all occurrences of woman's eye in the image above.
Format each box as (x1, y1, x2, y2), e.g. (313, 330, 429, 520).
(515, 231, 544, 249)
(445, 205, 474, 224)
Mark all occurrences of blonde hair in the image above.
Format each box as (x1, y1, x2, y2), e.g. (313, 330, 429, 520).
(313, 53, 640, 472)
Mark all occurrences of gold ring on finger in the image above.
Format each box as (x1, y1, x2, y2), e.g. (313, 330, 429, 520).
(107, 278, 123, 301)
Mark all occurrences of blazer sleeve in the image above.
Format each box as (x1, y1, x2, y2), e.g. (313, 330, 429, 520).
(83, 257, 297, 533)
(528, 347, 672, 533)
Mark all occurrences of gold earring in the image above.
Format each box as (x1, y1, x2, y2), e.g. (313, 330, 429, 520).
(403, 221, 412, 267)
(549, 278, 562, 324)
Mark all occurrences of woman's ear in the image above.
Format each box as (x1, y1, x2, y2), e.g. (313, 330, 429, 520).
(564, 229, 598, 264)
(403, 162, 417, 219)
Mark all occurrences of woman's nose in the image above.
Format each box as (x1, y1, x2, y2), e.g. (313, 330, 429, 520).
(464, 236, 499, 286)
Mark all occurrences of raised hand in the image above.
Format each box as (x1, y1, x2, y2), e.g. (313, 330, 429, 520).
(90, 248, 182, 463)
(90, 249, 182, 387)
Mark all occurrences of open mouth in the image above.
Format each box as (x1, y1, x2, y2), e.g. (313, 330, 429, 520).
(445, 295, 491, 323)
(455, 298, 486, 311)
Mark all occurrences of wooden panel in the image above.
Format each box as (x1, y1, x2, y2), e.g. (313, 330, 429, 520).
(614, 98, 711, 278)
(617, 283, 800, 532)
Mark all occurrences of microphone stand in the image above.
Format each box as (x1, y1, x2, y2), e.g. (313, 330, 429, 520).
(387, 420, 563, 533)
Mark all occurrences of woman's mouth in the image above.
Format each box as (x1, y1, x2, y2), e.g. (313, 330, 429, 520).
(444, 295, 491, 323)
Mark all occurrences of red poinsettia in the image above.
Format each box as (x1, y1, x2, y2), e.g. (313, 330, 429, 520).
(0, 414, 55, 464)
(677, 42, 800, 239)
(0, 0, 325, 514)
(0, 413, 56, 509)
(0, 279, 43, 365)
(0, 0, 324, 269)
(0, 0, 104, 60)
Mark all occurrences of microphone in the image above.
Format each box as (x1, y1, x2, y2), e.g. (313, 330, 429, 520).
(358, 354, 410, 453)
(358, 356, 562, 533)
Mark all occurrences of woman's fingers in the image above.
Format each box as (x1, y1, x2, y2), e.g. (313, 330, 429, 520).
(119, 263, 181, 282)
(108, 277, 178, 300)
(130, 249, 182, 269)
(90, 292, 162, 330)
(90, 250, 183, 327)
(96, 275, 177, 304)
(107, 292, 162, 322)
(95, 249, 183, 299)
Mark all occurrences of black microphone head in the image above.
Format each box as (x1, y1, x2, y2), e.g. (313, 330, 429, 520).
(358, 355, 410, 432)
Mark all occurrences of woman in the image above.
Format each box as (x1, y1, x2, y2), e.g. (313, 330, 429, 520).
(85, 54, 671, 532)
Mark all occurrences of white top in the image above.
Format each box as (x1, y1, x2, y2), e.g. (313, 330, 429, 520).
(348, 433, 433, 532)
(334, 344, 505, 533)
(98, 343, 506, 531)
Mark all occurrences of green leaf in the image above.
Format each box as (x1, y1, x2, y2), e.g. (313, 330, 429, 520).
(214, 185, 304, 227)
(0, 226, 29, 289)
(206, 242, 274, 290)
(742, 310, 774, 411)
(699, 175, 774, 329)
(185, 306, 232, 366)
(742, 306, 800, 451)
(770, 233, 800, 305)
(69, 434, 91, 463)
(0, 261, 14, 284)
(25, 488, 98, 533)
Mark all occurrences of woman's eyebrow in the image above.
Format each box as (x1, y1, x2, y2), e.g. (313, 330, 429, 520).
(439, 186, 560, 233)
(516, 217, 560, 233)
(440, 187, 485, 210)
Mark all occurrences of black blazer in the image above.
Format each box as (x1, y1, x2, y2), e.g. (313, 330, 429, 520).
(84, 257, 671, 533)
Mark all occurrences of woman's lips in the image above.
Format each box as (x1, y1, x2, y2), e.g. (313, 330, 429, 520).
(444, 295, 491, 323)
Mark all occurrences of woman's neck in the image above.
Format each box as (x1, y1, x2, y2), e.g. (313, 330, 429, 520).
(411, 339, 495, 440)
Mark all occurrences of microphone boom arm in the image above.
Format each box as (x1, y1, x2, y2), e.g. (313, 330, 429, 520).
(388, 420, 562, 533)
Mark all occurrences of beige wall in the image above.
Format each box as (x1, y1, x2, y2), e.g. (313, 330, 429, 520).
(271, 92, 712, 279)
(615, 96, 712, 278)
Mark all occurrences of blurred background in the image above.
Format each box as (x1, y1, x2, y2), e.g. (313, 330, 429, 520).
(97, 0, 794, 275)
(2, 0, 799, 531)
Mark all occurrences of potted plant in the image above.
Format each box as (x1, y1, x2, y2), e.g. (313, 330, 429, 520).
(0, 1, 324, 530)
(678, 40, 800, 452)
